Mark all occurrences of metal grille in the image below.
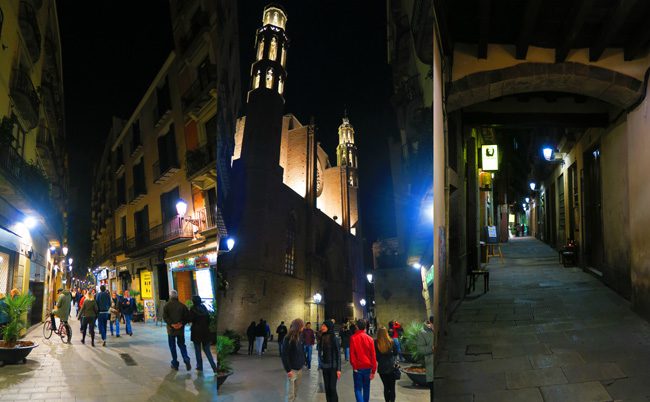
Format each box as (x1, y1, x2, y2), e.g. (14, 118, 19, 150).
(0, 252, 10, 294)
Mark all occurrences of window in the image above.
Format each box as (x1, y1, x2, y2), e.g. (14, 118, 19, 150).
(269, 36, 277, 61)
(280, 45, 286, 67)
(134, 206, 149, 246)
(278, 75, 284, 95)
(131, 121, 142, 152)
(157, 124, 179, 172)
(284, 215, 296, 275)
(0, 8, 4, 38)
(265, 68, 274, 89)
(116, 175, 126, 205)
(257, 38, 264, 60)
(160, 187, 180, 224)
(253, 70, 261, 89)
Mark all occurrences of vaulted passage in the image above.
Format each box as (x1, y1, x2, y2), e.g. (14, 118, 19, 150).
(436, 237, 650, 401)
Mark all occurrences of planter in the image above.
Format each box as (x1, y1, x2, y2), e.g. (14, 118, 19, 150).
(216, 370, 233, 389)
(0, 341, 38, 367)
(402, 366, 427, 387)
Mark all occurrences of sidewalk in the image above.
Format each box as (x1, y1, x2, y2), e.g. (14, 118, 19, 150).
(0, 313, 218, 402)
(217, 341, 429, 402)
(436, 237, 650, 402)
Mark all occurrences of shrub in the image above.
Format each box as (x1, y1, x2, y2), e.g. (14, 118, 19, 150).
(222, 329, 241, 354)
(401, 321, 425, 365)
(0, 293, 35, 346)
(217, 335, 235, 373)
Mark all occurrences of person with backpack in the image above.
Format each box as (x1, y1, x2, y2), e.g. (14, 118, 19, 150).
(281, 318, 306, 402)
(276, 321, 288, 356)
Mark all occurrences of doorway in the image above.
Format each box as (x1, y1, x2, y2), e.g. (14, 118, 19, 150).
(157, 263, 169, 301)
(584, 146, 604, 269)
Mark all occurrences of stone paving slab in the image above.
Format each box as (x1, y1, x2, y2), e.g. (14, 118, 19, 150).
(505, 367, 567, 389)
(474, 388, 544, 402)
(561, 362, 626, 383)
(540, 381, 613, 402)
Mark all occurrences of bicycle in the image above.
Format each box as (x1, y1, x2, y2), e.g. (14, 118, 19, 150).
(43, 310, 71, 343)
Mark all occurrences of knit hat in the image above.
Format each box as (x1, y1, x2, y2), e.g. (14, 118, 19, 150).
(323, 320, 334, 332)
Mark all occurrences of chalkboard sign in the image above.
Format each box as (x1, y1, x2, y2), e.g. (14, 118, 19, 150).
(485, 226, 498, 244)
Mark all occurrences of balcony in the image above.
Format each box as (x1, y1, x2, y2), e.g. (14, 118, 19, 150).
(113, 194, 127, 210)
(10, 68, 40, 130)
(19, 1, 41, 63)
(182, 65, 217, 118)
(36, 125, 60, 180)
(125, 217, 194, 257)
(153, 159, 180, 184)
(179, 11, 211, 58)
(40, 78, 62, 128)
(185, 142, 216, 180)
(128, 184, 147, 205)
(0, 141, 63, 238)
(195, 207, 217, 233)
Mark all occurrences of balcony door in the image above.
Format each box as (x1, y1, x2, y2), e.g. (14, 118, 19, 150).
(134, 206, 149, 247)
(161, 187, 180, 237)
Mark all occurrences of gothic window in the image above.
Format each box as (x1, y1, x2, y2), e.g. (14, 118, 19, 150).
(278, 75, 284, 95)
(280, 45, 286, 67)
(257, 38, 264, 60)
(349, 150, 353, 165)
(269, 36, 277, 61)
(284, 214, 296, 276)
(265, 68, 274, 89)
(253, 70, 261, 89)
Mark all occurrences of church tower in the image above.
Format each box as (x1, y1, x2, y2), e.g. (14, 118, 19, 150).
(336, 115, 359, 187)
(238, 4, 289, 171)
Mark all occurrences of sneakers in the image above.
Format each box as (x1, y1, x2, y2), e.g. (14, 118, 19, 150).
(171, 365, 179, 371)
(102, 341, 106, 347)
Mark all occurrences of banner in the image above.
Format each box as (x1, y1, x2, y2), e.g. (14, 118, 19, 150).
(140, 270, 153, 299)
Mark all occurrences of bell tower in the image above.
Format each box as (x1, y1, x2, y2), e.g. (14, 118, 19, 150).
(336, 114, 358, 187)
(239, 4, 289, 171)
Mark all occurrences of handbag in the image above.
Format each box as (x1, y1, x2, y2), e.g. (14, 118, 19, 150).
(393, 363, 402, 380)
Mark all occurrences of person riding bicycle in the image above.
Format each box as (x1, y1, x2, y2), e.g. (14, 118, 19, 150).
(50, 288, 72, 343)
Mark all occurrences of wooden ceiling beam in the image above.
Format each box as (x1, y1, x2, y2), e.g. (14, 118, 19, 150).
(478, 0, 491, 59)
(515, 0, 543, 60)
(589, 0, 638, 62)
(555, 0, 590, 63)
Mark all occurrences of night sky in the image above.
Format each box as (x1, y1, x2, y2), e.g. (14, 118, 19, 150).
(57, 1, 397, 274)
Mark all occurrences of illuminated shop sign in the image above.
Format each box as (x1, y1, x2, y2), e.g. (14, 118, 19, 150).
(169, 254, 216, 271)
(481, 145, 499, 171)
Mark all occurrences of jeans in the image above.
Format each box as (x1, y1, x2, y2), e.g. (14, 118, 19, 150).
(322, 367, 339, 402)
(110, 318, 120, 336)
(285, 369, 303, 402)
(81, 317, 96, 343)
(278, 339, 284, 356)
(344, 347, 350, 361)
(124, 313, 133, 335)
(168, 333, 190, 368)
(353, 368, 371, 402)
(193, 341, 217, 371)
(304, 344, 313, 369)
(248, 337, 255, 355)
(393, 338, 404, 361)
(255, 336, 264, 355)
(97, 312, 109, 341)
(379, 372, 396, 402)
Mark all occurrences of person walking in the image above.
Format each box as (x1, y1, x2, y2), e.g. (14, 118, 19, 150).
(302, 322, 316, 369)
(263, 320, 271, 353)
(350, 319, 377, 402)
(95, 285, 111, 347)
(163, 290, 191, 370)
(254, 319, 266, 356)
(247, 321, 256, 356)
(417, 317, 435, 401)
(375, 327, 398, 402)
(281, 318, 306, 402)
(109, 290, 121, 337)
(78, 290, 98, 346)
(119, 290, 135, 336)
(391, 320, 404, 362)
(50, 288, 72, 344)
(276, 321, 288, 356)
(318, 320, 341, 402)
(188, 295, 217, 372)
(78, 289, 87, 333)
(340, 323, 351, 362)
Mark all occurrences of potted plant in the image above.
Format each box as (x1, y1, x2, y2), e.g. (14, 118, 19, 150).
(0, 293, 38, 367)
(400, 321, 428, 386)
(216, 335, 234, 389)
(222, 329, 241, 354)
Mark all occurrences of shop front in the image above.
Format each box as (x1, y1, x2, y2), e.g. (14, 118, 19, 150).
(166, 250, 216, 310)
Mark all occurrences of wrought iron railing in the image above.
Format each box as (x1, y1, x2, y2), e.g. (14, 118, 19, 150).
(10, 67, 40, 129)
(185, 142, 216, 178)
(125, 217, 193, 255)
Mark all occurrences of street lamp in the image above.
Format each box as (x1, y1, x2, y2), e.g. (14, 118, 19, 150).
(360, 298, 366, 307)
(412, 262, 422, 269)
(529, 182, 536, 191)
(313, 292, 322, 327)
(525, 197, 530, 203)
(23, 216, 37, 229)
(175, 199, 188, 216)
(366, 273, 373, 283)
(542, 146, 554, 161)
(62, 246, 68, 256)
(226, 238, 235, 251)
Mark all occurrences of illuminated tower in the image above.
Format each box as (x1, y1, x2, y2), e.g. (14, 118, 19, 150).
(336, 114, 359, 187)
(239, 4, 289, 171)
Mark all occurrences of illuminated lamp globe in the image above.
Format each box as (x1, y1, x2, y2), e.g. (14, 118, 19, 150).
(226, 238, 235, 251)
(529, 182, 536, 191)
(542, 147, 554, 161)
(412, 262, 422, 269)
(175, 199, 188, 216)
(313, 293, 322, 304)
(366, 273, 373, 283)
(360, 298, 366, 307)
(24, 216, 37, 229)
(525, 197, 530, 203)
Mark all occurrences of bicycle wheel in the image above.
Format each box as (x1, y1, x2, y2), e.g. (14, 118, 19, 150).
(59, 323, 68, 343)
(43, 320, 53, 339)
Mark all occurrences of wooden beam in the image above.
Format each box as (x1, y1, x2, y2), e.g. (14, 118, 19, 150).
(478, 0, 490, 59)
(590, 0, 638, 62)
(555, 0, 590, 63)
(515, 0, 543, 60)
(463, 112, 609, 128)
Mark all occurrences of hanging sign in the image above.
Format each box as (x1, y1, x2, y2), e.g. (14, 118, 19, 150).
(481, 145, 499, 171)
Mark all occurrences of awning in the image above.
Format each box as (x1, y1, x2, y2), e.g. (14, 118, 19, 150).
(165, 242, 217, 262)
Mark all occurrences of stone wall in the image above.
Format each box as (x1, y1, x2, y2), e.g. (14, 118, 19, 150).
(374, 266, 428, 330)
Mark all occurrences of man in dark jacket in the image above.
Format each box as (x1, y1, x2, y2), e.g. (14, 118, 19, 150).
(95, 285, 111, 347)
(163, 290, 191, 370)
(276, 321, 288, 356)
(119, 290, 136, 336)
(188, 295, 217, 372)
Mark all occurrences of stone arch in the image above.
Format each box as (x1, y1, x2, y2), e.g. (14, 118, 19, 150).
(447, 62, 644, 111)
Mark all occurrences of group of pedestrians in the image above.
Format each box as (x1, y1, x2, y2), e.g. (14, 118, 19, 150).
(279, 317, 435, 402)
(246, 318, 272, 356)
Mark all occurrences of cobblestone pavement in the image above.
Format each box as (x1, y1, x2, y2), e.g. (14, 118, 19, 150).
(0, 315, 218, 401)
(217, 342, 429, 402)
(435, 237, 650, 402)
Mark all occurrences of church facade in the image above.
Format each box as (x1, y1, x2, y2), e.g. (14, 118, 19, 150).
(217, 5, 366, 334)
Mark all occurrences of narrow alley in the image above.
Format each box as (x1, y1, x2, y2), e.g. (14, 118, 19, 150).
(435, 237, 650, 402)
